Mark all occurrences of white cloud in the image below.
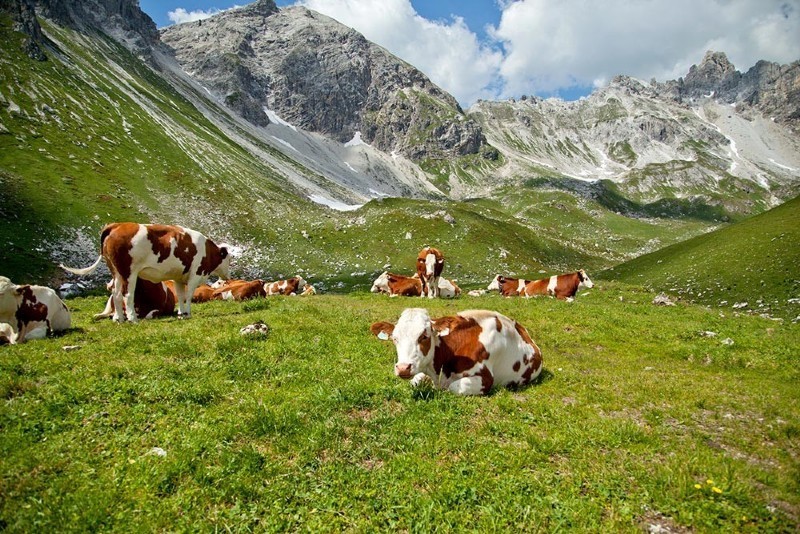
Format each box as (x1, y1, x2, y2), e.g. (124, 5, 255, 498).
(490, 0, 800, 98)
(167, 6, 243, 25)
(296, 0, 503, 106)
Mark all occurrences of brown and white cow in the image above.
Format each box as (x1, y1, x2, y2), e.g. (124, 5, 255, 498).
(265, 276, 308, 296)
(213, 279, 266, 301)
(300, 284, 317, 296)
(0, 276, 71, 343)
(61, 223, 231, 322)
(521, 269, 594, 300)
(416, 247, 445, 299)
(189, 283, 220, 303)
(371, 272, 422, 297)
(371, 308, 543, 396)
(487, 275, 530, 297)
(95, 278, 176, 320)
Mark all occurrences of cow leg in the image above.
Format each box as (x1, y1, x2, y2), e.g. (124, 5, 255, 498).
(174, 283, 189, 318)
(124, 273, 139, 323)
(447, 376, 486, 396)
(430, 276, 440, 299)
(419, 277, 428, 298)
(111, 275, 126, 322)
(183, 280, 203, 318)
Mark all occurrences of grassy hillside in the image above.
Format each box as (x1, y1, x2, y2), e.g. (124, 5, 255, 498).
(601, 195, 800, 320)
(1, 287, 798, 530)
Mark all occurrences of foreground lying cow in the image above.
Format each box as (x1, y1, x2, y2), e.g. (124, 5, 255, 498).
(487, 275, 531, 297)
(95, 278, 176, 320)
(522, 269, 594, 300)
(416, 247, 445, 298)
(61, 223, 230, 322)
(0, 276, 71, 343)
(371, 308, 543, 396)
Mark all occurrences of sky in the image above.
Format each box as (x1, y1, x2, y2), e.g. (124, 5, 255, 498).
(138, 0, 800, 107)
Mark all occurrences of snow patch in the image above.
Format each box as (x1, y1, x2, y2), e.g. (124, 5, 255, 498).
(344, 131, 367, 147)
(308, 194, 363, 212)
(769, 159, 797, 172)
(264, 108, 297, 131)
(271, 135, 299, 152)
(344, 162, 358, 173)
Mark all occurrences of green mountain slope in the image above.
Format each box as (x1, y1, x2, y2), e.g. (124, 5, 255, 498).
(601, 195, 800, 320)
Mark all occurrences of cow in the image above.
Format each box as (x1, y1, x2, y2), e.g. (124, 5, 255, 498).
(437, 277, 461, 298)
(0, 276, 71, 343)
(301, 284, 317, 296)
(190, 283, 219, 303)
(416, 247, 444, 298)
(487, 275, 530, 297)
(213, 279, 266, 301)
(60, 222, 231, 322)
(371, 308, 543, 396)
(265, 276, 308, 296)
(95, 278, 176, 320)
(521, 269, 594, 300)
(371, 272, 422, 297)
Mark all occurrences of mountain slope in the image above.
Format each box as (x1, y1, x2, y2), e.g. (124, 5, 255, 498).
(601, 195, 800, 320)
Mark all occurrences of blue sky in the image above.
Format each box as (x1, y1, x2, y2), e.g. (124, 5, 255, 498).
(138, 0, 800, 107)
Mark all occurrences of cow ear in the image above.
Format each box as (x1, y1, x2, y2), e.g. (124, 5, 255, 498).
(370, 321, 394, 340)
(219, 246, 229, 259)
(431, 318, 451, 337)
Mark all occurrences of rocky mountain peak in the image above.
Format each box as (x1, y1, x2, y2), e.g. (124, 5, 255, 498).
(687, 50, 737, 85)
(160, 3, 488, 162)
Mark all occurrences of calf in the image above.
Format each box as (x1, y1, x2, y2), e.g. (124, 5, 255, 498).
(487, 275, 530, 297)
(0, 276, 71, 343)
(371, 272, 422, 297)
(95, 278, 176, 320)
(266, 276, 308, 296)
(371, 308, 542, 396)
(416, 247, 445, 298)
(61, 222, 231, 322)
(522, 269, 594, 300)
(213, 279, 266, 301)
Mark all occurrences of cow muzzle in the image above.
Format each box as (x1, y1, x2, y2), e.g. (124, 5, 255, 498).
(395, 363, 414, 379)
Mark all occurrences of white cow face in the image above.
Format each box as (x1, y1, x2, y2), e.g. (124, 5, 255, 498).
(578, 269, 594, 289)
(487, 275, 502, 291)
(371, 271, 390, 293)
(424, 253, 437, 276)
(371, 308, 435, 379)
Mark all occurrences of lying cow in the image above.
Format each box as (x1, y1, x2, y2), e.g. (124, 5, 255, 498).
(487, 275, 531, 297)
(371, 272, 422, 297)
(301, 284, 316, 296)
(266, 276, 308, 296)
(61, 222, 231, 322)
(95, 278, 176, 320)
(522, 269, 594, 300)
(371, 308, 542, 396)
(213, 279, 266, 301)
(189, 283, 220, 303)
(416, 247, 445, 298)
(0, 276, 71, 343)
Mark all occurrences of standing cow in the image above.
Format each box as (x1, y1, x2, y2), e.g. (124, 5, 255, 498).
(416, 247, 445, 299)
(61, 223, 231, 322)
(371, 308, 542, 396)
(522, 269, 594, 300)
(0, 276, 71, 343)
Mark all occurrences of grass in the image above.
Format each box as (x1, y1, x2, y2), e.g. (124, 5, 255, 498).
(603, 194, 800, 320)
(1, 285, 798, 531)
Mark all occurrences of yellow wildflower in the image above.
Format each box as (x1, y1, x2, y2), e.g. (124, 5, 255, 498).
(706, 479, 714, 485)
(712, 487, 723, 494)
(694, 484, 702, 489)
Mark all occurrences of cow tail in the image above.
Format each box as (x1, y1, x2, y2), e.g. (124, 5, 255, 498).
(60, 255, 103, 276)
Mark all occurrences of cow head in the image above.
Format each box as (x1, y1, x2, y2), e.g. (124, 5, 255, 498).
(370, 271, 390, 293)
(0, 276, 17, 311)
(371, 308, 437, 380)
(487, 275, 504, 291)
(577, 269, 594, 289)
(212, 245, 232, 279)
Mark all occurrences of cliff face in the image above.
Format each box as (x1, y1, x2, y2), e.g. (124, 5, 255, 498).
(160, 2, 488, 161)
(655, 51, 800, 133)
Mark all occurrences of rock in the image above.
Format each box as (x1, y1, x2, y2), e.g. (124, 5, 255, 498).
(240, 321, 270, 337)
(652, 293, 675, 306)
(467, 289, 486, 297)
(721, 338, 734, 346)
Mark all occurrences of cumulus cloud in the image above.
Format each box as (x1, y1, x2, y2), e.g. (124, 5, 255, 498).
(490, 0, 800, 98)
(297, 0, 504, 106)
(167, 6, 241, 25)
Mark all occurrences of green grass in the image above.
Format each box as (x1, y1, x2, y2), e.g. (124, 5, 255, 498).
(602, 194, 800, 320)
(1, 286, 798, 531)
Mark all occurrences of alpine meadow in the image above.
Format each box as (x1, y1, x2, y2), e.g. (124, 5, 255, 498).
(1, 0, 799, 532)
